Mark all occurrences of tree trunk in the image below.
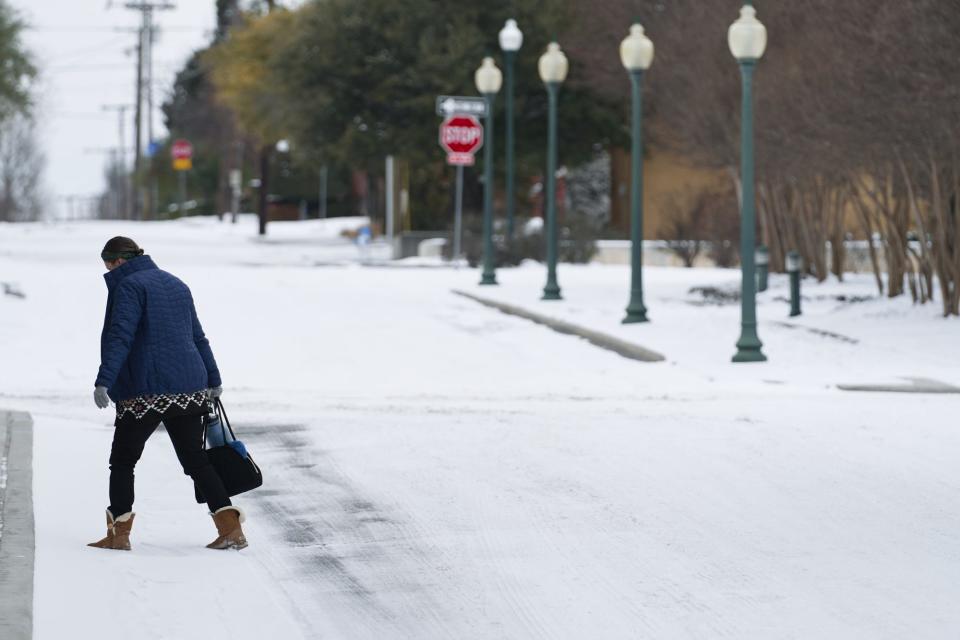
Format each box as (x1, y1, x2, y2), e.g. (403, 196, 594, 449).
(759, 183, 784, 270)
(849, 181, 884, 295)
(855, 170, 907, 298)
(830, 187, 846, 281)
(924, 152, 959, 316)
(950, 158, 960, 315)
(258, 144, 271, 236)
(897, 153, 933, 303)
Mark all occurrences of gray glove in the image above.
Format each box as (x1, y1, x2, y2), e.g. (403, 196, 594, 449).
(206, 386, 223, 401)
(94, 386, 110, 409)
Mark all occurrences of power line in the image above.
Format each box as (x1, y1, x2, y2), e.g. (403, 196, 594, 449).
(47, 63, 139, 71)
(47, 60, 181, 71)
(46, 36, 130, 62)
(26, 25, 204, 33)
(102, 1, 177, 221)
(47, 111, 118, 118)
(83, 147, 134, 156)
(51, 80, 174, 92)
(124, 2, 176, 220)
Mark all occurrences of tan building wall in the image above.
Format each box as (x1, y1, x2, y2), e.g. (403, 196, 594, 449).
(610, 146, 729, 239)
(610, 148, 882, 250)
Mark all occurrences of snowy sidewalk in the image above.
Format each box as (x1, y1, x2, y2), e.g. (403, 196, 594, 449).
(31, 414, 305, 640)
(465, 264, 960, 392)
(0, 409, 34, 640)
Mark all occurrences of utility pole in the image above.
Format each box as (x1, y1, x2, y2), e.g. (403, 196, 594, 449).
(257, 0, 278, 236)
(132, 25, 144, 220)
(85, 147, 129, 218)
(123, 2, 175, 220)
(319, 165, 327, 219)
(385, 155, 395, 256)
(145, 10, 156, 218)
(102, 104, 132, 217)
(145, 11, 154, 151)
(231, 139, 244, 223)
(216, 1, 242, 221)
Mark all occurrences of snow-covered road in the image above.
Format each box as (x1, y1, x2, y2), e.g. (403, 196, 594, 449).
(1, 218, 958, 639)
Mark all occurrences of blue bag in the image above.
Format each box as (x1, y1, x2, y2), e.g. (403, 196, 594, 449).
(194, 400, 262, 503)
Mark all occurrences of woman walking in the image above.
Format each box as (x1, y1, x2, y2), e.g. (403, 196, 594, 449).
(88, 236, 247, 551)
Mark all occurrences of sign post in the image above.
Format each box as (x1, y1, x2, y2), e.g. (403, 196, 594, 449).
(171, 139, 193, 216)
(229, 169, 242, 224)
(386, 155, 395, 258)
(438, 114, 484, 263)
(436, 96, 488, 118)
(319, 165, 328, 219)
(453, 164, 464, 263)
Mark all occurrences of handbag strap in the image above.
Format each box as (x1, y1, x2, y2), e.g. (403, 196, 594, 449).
(201, 405, 209, 450)
(215, 398, 239, 441)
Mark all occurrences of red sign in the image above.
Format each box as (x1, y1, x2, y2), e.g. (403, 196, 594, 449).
(447, 152, 476, 166)
(171, 139, 193, 160)
(439, 116, 483, 165)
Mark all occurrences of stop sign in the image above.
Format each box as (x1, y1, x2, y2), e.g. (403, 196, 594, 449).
(439, 116, 483, 157)
(171, 139, 193, 160)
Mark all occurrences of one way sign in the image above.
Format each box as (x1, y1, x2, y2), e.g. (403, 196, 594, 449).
(435, 95, 488, 117)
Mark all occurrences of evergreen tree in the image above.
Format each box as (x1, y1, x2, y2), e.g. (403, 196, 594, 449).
(266, 0, 624, 228)
(0, 1, 34, 120)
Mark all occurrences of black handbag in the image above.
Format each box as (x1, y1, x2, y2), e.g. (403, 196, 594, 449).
(194, 399, 263, 503)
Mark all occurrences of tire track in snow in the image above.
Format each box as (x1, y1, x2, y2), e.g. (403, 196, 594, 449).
(238, 422, 462, 639)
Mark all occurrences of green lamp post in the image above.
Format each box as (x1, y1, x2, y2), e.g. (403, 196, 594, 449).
(786, 250, 803, 317)
(539, 41, 568, 301)
(499, 19, 523, 244)
(475, 56, 503, 286)
(729, 2, 768, 362)
(620, 23, 654, 324)
(756, 244, 770, 292)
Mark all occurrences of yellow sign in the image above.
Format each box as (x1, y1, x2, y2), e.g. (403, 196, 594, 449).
(173, 158, 192, 171)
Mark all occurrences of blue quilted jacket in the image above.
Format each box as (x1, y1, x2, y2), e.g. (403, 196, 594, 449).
(95, 256, 222, 402)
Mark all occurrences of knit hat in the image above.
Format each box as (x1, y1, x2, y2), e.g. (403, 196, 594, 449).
(101, 236, 144, 262)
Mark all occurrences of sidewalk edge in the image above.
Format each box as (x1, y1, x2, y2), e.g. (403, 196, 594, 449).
(452, 289, 666, 363)
(0, 410, 34, 640)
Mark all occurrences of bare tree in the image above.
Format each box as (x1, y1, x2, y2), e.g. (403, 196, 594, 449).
(661, 190, 703, 268)
(568, 0, 960, 314)
(0, 113, 45, 222)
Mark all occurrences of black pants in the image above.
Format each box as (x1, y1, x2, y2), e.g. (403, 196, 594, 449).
(108, 410, 231, 516)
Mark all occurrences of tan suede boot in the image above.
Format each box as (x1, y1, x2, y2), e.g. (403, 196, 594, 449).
(87, 510, 135, 551)
(207, 506, 248, 550)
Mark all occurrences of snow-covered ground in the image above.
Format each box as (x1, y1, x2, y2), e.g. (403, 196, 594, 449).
(473, 260, 960, 392)
(0, 217, 958, 639)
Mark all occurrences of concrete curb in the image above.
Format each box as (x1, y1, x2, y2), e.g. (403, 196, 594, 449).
(453, 290, 666, 363)
(838, 378, 960, 394)
(0, 410, 34, 640)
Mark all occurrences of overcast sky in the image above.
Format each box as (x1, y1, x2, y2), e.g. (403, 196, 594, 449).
(11, 0, 219, 219)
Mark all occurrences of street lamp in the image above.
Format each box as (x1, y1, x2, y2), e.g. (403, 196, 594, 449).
(499, 19, 523, 245)
(619, 23, 654, 324)
(475, 56, 503, 286)
(756, 244, 770, 292)
(729, 2, 768, 362)
(786, 250, 803, 316)
(539, 41, 568, 300)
